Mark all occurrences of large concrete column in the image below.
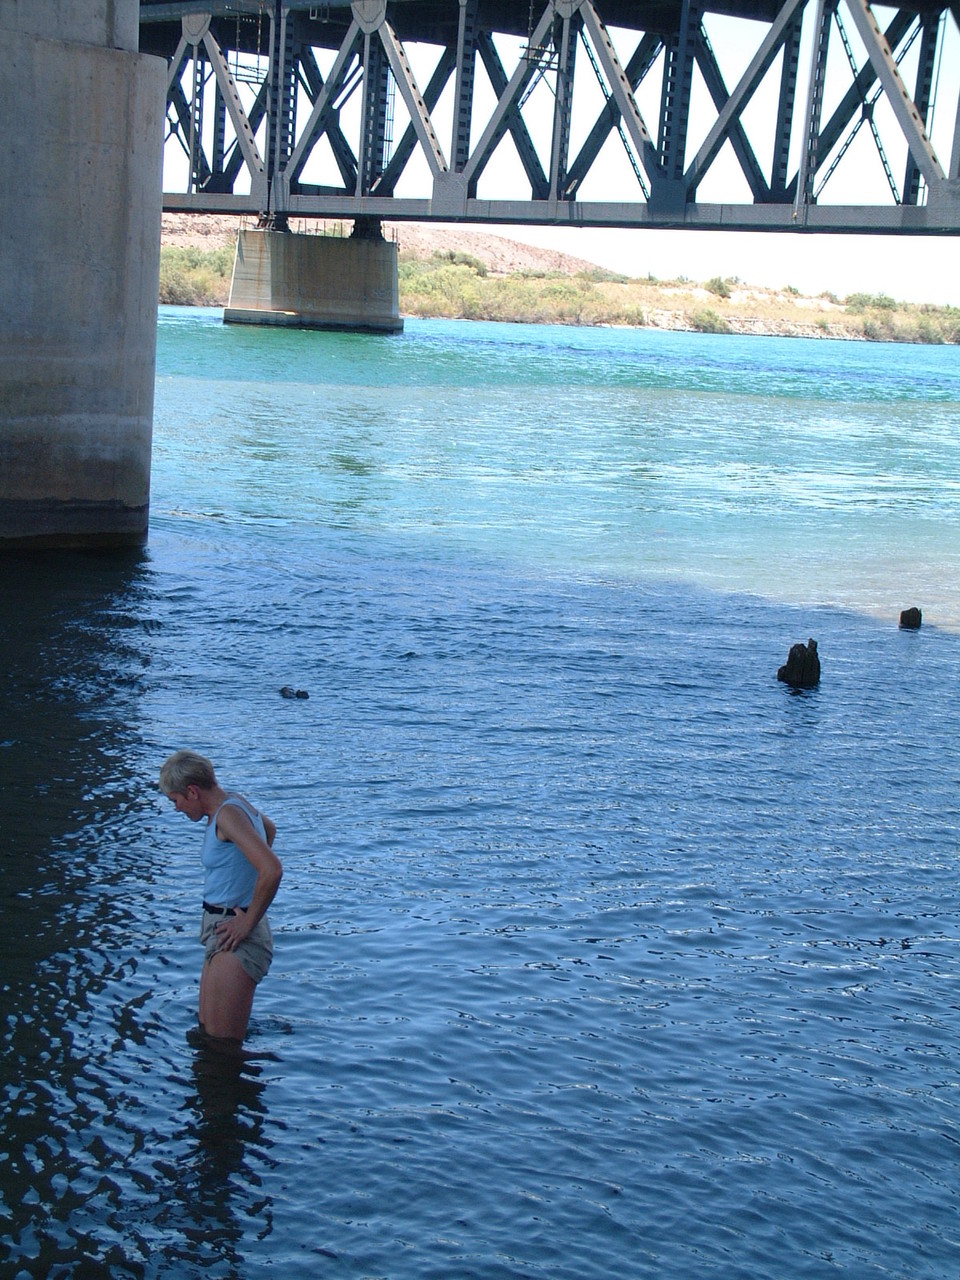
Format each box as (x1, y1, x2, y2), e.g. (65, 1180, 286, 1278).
(0, 1, 166, 547)
(224, 221, 403, 333)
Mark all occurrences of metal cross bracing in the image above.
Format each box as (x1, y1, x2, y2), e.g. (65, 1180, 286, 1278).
(140, 0, 960, 233)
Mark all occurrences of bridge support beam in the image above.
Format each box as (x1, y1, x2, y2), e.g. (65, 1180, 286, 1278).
(0, 2, 165, 548)
(224, 224, 402, 333)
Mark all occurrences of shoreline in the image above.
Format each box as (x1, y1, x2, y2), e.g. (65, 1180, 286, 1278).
(160, 215, 959, 343)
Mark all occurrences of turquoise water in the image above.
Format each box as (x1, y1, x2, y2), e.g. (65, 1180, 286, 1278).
(1, 312, 959, 1277)
(153, 311, 960, 625)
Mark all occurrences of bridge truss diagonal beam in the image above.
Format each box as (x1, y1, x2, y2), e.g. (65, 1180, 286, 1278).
(285, 18, 363, 188)
(146, 0, 960, 234)
(684, 0, 806, 198)
(474, 30, 549, 200)
(374, 45, 456, 194)
(694, 30, 771, 201)
(460, 4, 558, 191)
(578, 1, 663, 188)
(564, 30, 662, 199)
(808, 8, 913, 190)
(379, 18, 449, 178)
(297, 44, 361, 189)
(843, 0, 944, 188)
(201, 27, 265, 187)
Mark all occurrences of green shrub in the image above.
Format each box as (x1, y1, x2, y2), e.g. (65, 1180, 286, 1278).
(401, 262, 484, 317)
(399, 262, 606, 325)
(846, 291, 897, 313)
(577, 267, 629, 284)
(158, 264, 199, 306)
(159, 245, 234, 305)
(914, 315, 944, 344)
(690, 308, 731, 334)
(706, 276, 732, 298)
(861, 314, 897, 341)
(428, 249, 488, 276)
(615, 305, 647, 328)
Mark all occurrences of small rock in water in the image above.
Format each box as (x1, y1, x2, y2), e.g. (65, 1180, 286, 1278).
(295, 689, 309, 699)
(778, 637, 820, 689)
(280, 686, 297, 699)
(899, 606, 922, 630)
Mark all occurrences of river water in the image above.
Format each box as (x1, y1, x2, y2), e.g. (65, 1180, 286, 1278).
(1, 311, 959, 1278)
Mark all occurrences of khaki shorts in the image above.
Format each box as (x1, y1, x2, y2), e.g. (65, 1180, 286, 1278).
(200, 909, 274, 984)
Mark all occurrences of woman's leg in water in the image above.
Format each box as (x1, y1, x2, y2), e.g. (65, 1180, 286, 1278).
(199, 950, 256, 1041)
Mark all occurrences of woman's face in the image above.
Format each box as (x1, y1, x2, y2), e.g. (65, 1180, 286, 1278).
(169, 786, 205, 822)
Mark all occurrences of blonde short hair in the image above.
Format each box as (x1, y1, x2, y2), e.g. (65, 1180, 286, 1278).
(159, 750, 217, 796)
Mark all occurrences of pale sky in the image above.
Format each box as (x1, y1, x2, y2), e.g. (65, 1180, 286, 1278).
(497, 224, 960, 305)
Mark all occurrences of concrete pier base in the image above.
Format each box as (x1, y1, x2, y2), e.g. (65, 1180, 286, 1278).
(224, 228, 403, 333)
(0, 3, 165, 548)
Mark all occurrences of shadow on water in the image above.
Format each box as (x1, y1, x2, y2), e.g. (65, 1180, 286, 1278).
(142, 1031, 274, 1277)
(0, 549, 163, 1276)
(0, 549, 284, 1278)
(0, 549, 151, 959)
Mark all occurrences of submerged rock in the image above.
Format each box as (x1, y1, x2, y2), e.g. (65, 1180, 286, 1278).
(899, 607, 922, 630)
(778, 638, 820, 688)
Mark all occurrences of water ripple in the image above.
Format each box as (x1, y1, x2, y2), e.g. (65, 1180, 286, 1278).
(3, 321, 959, 1277)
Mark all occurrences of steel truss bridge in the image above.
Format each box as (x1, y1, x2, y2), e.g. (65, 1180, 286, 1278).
(140, 0, 960, 233)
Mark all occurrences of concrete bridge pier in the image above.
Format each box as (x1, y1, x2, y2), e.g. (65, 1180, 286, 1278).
(224, 218, 403, 333)
(0, 2, 165, 548)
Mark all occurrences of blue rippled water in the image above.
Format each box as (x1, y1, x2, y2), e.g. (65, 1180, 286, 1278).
(1, 312, 959, 1278)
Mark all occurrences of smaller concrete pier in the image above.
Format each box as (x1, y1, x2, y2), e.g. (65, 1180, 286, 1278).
(224, 219, 402, 333)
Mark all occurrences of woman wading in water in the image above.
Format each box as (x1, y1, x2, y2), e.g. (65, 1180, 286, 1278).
(160, 751, 283, 1043)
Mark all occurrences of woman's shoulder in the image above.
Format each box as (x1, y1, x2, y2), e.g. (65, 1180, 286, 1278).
(217, 794, 266, 834)
(220, 791, 255, 813)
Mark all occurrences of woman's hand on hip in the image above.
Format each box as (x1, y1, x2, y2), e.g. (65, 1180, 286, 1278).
(215, 907, 252, 951)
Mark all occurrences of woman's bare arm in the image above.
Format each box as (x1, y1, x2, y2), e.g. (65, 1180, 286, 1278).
(213, 803, 283, 948)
